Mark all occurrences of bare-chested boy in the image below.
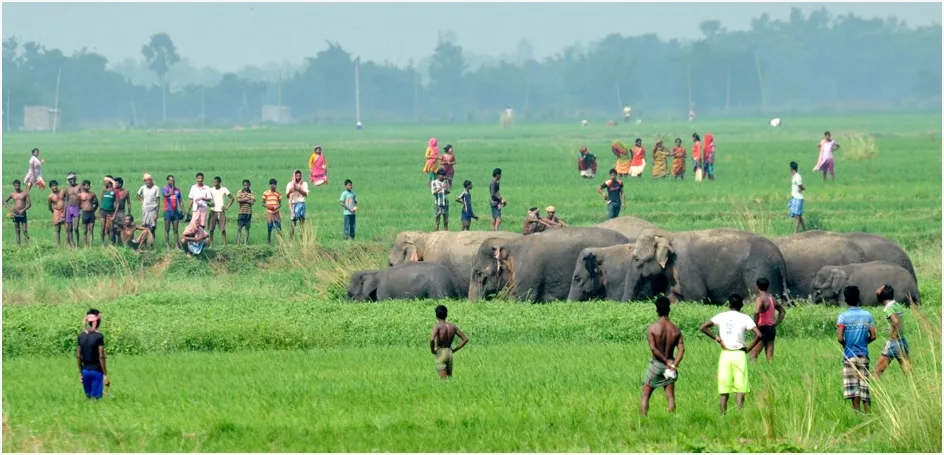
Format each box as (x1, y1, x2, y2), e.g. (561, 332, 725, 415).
(79, 180, 99, 247)
(48, 180, 66, 247)
(430, 305, 469, 379)
(4, 179, 32, 246)
(641, 296, 685, 416)
(64, 172, 82, 248)
(111, 177, 132, 244)
(119, 215, 154, 252)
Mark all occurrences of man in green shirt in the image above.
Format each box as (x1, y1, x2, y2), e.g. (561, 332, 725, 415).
(873, 284, 911, 378)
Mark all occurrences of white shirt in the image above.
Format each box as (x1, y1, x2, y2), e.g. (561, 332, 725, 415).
(791, 173, 804, 200)
(285, 180, 309, 204)
(819, 139, 836, 160)
(209, 187, 231, 212)
(28, 156, 42, 177)
(188, 184, 213, 210)
(137, 185, 161, 211)
(711, 310, 757, 350)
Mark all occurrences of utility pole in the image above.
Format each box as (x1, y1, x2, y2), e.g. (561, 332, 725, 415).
(5, 91, 11, 132)
(413, 70, 419, 123)
(52, 66, 61, 133)
(200, 87, 206, 127)
(354, 56, 362, 128)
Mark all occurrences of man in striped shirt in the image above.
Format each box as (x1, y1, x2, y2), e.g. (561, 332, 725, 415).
(262, 178, 283, 244)
(235, 179, 255, 245)
(431, 169, 449, 232)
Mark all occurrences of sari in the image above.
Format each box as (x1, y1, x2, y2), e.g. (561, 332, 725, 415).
(423, 138, 439, 181)
(612, 141, 631, 176)
(440, 152, 456, 180)
(651, 141, 670, 178)
(308, 149, 328, 186)
(578, 148, 598, 177)
(672, 146, 687, 176)
(691, 140, 702, 170)
(630, 145, 647, 177)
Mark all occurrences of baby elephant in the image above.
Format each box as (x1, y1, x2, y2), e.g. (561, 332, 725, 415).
(347, 262, 462, 302)
(812, 261, 919, 306)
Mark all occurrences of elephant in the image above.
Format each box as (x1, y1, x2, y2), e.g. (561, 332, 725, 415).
(387, 230, 521, 295)
(567, 244, 637, 301)
(622, 228, 788, 304)
(468, 227, 631, 302)
(774, 230, 916, 301)
(347, 262, 462, 302)
(594, 216, 662, 242)
(811, 261, 919, 306)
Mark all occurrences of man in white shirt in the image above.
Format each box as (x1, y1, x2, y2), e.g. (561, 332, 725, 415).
(187, 172, 213, 229)
(285, 170, 309, 240)
(789, 161, 806, 233)
(24, 148, 46, 191)
(136, 174, 161, 235)
(701, 293, 763, 415)
(208, 176, 234, 246)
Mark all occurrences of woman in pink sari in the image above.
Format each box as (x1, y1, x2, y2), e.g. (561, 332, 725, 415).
(423, 138, 439, 182)
(308, 145, 328, 186)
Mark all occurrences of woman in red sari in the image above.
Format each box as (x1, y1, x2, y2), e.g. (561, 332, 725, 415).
(672, 138, 687, 180)
(629, 138, 646, 178)
(440, 144, 456, 191)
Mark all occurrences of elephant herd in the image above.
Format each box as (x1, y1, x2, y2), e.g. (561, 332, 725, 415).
(347, 216, 919, 306)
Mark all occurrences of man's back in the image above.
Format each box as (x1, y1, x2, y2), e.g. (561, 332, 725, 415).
(838, 307, 874, 358)
(78, 331, 104, 370)
(649, 320, 681, 360)
(434, 321, 457, 348)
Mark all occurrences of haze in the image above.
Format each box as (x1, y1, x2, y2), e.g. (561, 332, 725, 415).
(3, 2, 941, 71)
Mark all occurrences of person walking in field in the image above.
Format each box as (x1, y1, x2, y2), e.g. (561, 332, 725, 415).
(703, 133, 716, 181)
(5, 179, 32, 246)
(162, 175, 184, 249)
(651, 140, 670, 179)
(691, 133, 703, 181)
(64, 172, 82, 248)
(24, 148, 46, 191)
(597, 168, 625, 219)
(577, 146, 597, 179)
(262, 178, 283, 244)
(77, 309, 110, 399)
(641, 296, 685, 416)
(48, 180, 66, 247)
(188, 172, 213, 229)
(489, 168, 507, 231)
(813, 131, 840, 182)
(629, 138, 647, 178)
(235, 179, 255, 245)
(431, 169, 450, 232)
(79, 180, 98, 247)
(789, 161, 806, 233)
(836, 286, 876, 413)
(430, 305, 469, 379)
(340, 179, 358, 240)
(700, 293, 762, 415)
(308, 145, 329, 186)
(611, 141, 631, 178)
(749, 278, 786, 362)
(207, 176, 234, 246)
(873, 285, 911, 379)
(137, 174, 160, 237)
(455, 180, 479, 231)
(286, 170, 309, 240)
(423, 138, 439, 182)
(672, 138, 687, 180)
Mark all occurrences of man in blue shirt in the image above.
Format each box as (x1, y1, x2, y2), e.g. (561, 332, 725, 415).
(836, 286, 877, 413)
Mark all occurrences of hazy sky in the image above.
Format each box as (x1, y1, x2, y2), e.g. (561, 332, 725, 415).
(3, 2, 941, 71)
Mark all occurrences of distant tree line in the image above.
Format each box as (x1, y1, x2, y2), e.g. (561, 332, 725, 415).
(2, 7, 941, 129)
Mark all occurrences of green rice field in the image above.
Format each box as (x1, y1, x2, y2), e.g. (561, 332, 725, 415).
(2, 114, 942, 452)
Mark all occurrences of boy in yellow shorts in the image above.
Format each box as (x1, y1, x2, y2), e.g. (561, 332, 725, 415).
(429, 305, 469, 379)
(701, 294, 763, 415)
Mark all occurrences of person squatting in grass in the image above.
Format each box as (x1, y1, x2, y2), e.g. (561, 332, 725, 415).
(872, 284, 911, 379)
(749, 277, 786, 362)
(641, 296, 685, 416)
(836, 286, 876, 413)
(79, 179, 98, 247)
(119, 215, 154, 252)
(180, 211, 209, 255)
(489, 168, 507, 231)
(286, 170, 309, 240)
(456, 180, 479, 231)
(340, 179, 358, 240)
(24, 147, 46, 191)
(431, 169, 450, 231)
(235, 179, 256, 245)
(137, 174, 161, 237)
(77, 309, 110, 399)
(64, 172, 81, 248)
(262, 178, 283, 244)
(577, 146, 597, 179)
(48, 180, 66, 247)
(701, 293, 762, 415)
(4, 179, 32, 246)
(789, 161, 806, 233)
(162, 175, 184, 249)
(597, 168, 625, 219)
(430, 305, 469, 380)
(208, 176, 235, 247)
(814, 130, 840, 182)
(543, 206, 567, 228)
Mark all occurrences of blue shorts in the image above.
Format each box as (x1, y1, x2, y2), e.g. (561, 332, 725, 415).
(461, 212, 474, 222)
(187, 239, 206, 255)
(81, 369, 104, 399)
(788, 198, 804, 217)
(291, 202, 306, 221)
(491, 206, 502, 219)
(268, 219, 282, 233)
(163, 210, 183, 221)
(881, 338, 909, 359)
(704, 162, 714, 176)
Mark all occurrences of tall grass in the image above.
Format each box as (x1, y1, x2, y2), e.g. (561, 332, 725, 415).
(842, 133, 878, 161)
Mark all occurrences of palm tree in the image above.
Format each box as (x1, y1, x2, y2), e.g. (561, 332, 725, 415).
(141, 33, 180, 123)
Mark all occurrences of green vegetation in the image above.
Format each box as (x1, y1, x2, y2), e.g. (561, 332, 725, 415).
(2, 115, 941, 451)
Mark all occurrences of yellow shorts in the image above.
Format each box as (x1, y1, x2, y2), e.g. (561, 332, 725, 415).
(435, 347, 453, 371)
(718, 350, 750, 394)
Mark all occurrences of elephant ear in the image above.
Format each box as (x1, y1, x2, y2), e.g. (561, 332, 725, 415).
(828, 269, 847, 296)
(492, 246, 509, 272)
(363, 275, 379, 302)
(634, 234, 658, 262)
(583, 251, 600, 277)
(655, 237, 673, 269)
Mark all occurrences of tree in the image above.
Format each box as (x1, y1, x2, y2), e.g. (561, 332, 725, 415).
(428, 35, 466, 120)
(141, 33, 181, 123)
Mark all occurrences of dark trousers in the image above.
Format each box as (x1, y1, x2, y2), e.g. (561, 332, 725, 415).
(608, 203, 622, 219)
(343, 214, 356, 239)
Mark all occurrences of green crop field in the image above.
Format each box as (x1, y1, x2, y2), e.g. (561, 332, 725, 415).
(2, 114, 942, 452)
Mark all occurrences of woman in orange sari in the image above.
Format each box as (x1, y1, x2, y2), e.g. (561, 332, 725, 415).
(423, 138, 439, 181)
(612, 141, 631, 178)
(308, 145, 328, 186)
(690, 133, 703, 180)
(672, 138, 687, 180)
(629, 138, 646, 177)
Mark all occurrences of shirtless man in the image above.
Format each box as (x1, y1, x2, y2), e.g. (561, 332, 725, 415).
(64, 172, 82, 248)
(79, 180, 99, 247)
(429, 305, 469, 379)
(48, 180, 66, 247)
(119, 215, 154, 252)
(111, 177, 132, 244)
(4, 179, 32, 246)
(641, 296, 685, 416)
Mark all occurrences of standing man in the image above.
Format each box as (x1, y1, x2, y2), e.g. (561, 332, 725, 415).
(814, 131, 840, 182)
(188, 172, 213, 229)
(262, 178, 283, 244)
(162, 175, 184, 249)
(64, 172, 82, 248)
(340, 179, 358, 240)
(597, 168, 626, 219)
(99, 176, 116, 246)
(136, 174, 161, 236)
(489, 168, 507, 231)
(24, 148, 46, 191)
(455, 180, 478, 231)
(79, 180, 99, 247)
(48, 180, 66, 247)
(749, 278, 786, 362)
(431, 169, 450, 232)
(77, 309, 110, 399)
(208, 176, 234, 246)
(430, 305, 469, 379)
(4, 179, 32, 246)
(110, 177, 132, 245)
(789, 161, 806, 233)
(641, 296, 685, 416)
(285, 170, 309, 240)
(873, 285, 910, 378)
(700, 294, 762, 415)
(836, 286, 876, 413)
(235, 179, 256, 245)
